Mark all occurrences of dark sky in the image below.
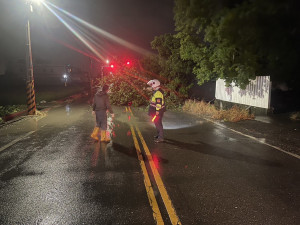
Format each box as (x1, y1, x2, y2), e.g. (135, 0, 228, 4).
(0, 0, 174, 65)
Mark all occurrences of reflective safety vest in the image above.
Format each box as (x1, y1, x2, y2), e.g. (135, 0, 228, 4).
(149, 89, 166, 112)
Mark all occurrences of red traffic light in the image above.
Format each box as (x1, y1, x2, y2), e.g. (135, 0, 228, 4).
(126, 61, 130, 65)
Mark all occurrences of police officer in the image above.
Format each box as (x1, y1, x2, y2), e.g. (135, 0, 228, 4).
(147, 79, 166, 143)
(91, 84, 114, 142)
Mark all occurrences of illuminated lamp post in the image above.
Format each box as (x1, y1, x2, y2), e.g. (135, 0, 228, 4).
(25, 0, 43, 115)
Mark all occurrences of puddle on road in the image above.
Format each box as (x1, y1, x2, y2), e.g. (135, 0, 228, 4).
(158, 120, 204, 130)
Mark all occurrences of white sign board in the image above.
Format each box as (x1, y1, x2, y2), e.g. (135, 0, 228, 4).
(215, 76, 271, 109)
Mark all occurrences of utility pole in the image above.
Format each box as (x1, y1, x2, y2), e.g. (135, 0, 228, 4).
(25, 2, 36, 115)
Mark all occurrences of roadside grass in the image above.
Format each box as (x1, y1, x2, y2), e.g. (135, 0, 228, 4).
(34, 85, 85, 103)
(290, 112, 300, 120)
(182, 100, 254, 122)
(0, 85, 85, 118)
(0, 105, 27, 118)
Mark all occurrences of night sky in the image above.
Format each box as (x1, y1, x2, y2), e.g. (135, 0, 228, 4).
(0, 0, 175, 65)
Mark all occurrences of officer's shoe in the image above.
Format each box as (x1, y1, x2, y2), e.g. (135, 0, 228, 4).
(91, 127, 100, 141)
(154, 135, 159, 139)
(154, 138, 164, 143)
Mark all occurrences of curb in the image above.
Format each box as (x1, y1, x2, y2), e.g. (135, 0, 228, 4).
(3, 110, 28, 122)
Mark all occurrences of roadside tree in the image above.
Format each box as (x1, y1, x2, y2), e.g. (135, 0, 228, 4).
(174, 0, 300, 89)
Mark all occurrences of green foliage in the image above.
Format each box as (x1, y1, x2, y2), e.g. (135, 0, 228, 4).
(93, 62, 186, 110)
(140, 54, 192, 108)
(137, 34, 195, 109)
(95, 68, 150, 107)
(164, 92, 185, 110)
(173, 0, 300, 89)
(0, 105, 26, 117)
(139, 55, 162, 75)
(150, 34, 195, 94)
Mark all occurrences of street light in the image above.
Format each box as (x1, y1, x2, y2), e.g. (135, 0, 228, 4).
(101, 61, 115, 78)
(63, 74, 68, 87)
(25, 0, 43, 115)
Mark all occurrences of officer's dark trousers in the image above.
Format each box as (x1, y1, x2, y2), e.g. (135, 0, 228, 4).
(154, 112, 164, 139)
(95, 110, 107, 130)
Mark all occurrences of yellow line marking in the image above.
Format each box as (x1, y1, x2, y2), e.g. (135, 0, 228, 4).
(127, 106, 181, 224)
(130, 125, 164, 225)
(135, 126, 182, 225)
(0, 131, 36, 153)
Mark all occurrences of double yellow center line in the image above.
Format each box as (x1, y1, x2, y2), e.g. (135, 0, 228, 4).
(126, 107, 181, 225)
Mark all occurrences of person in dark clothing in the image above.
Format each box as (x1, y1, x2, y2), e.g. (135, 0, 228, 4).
(147, 79, 166, 143)
(91, 84, 114, 142)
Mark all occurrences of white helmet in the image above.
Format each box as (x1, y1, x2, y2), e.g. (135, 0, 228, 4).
(147, 79, 160, 88)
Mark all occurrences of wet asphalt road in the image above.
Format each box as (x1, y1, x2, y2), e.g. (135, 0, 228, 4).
(0, 100, 299, 225)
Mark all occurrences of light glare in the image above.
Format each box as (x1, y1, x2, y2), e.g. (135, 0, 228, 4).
(31, 0, 44, 5)
(46, 2, 153, 55)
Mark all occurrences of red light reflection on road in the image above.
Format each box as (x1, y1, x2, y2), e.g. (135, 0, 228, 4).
(152, 154, 160, 170)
